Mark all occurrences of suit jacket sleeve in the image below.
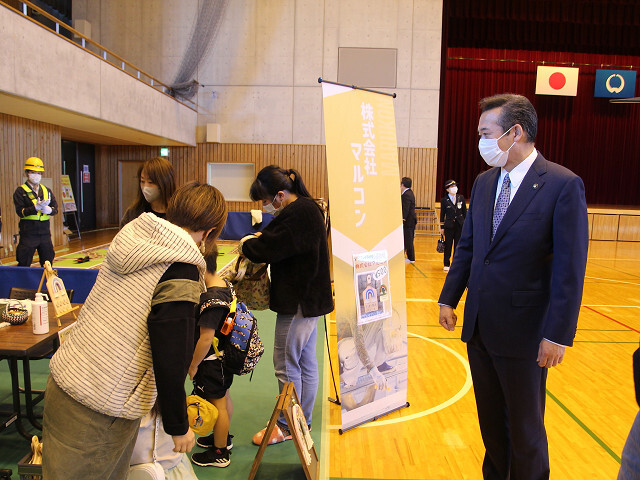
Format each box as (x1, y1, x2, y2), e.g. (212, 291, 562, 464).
(438, 183, 477, 307)
(401, 192, 410, 223)
(543, 175, 588, 346)
(439, 197, 446, 225)
(460, 195, 467, 218)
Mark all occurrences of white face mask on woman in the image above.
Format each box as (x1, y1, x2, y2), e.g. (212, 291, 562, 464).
(142, 185, 160, 203)
(478, 125, 516, 168)
(263, 194, 283, 214)
(448, 186, 458, 195)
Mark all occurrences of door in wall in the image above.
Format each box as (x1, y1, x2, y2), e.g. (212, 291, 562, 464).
(61, 140, 96, 232)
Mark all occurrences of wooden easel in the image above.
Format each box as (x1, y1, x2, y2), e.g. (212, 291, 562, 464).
(248, 382, 319, 480)
(36, 261, 79, 327)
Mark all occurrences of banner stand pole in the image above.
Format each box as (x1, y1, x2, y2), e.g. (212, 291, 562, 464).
(318, 77, 397, 98)
(338, 401, 410, 435)
(323, 314, 340, 405)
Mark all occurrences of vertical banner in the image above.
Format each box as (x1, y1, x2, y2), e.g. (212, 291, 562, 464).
(322, 82, 408, 431)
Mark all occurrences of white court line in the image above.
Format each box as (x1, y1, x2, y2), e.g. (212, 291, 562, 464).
(327, 331, 472, 429)
(406, 298, 465, 303)
(406, 298, 640, 309)
(588, 257, 640, 261)
(582, 304, 640, 308)
(585, 276, 640, 287)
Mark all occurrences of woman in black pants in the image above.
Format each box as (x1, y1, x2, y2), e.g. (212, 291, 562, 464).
(439, 179, 466, 272)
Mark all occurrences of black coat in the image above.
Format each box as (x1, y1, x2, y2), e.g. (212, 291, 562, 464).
(401, 189, 417, 228)
(13, 183, 59, 235)
(241, 196, 334, 317)
(440, 193, 466, 229)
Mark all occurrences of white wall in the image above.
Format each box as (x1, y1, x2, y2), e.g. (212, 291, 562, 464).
(0, 4, 197, 146)
(72, 0, 443, 147)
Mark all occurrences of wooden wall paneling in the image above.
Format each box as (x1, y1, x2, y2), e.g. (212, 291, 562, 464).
(587, 213, 594, 240)
(397, 147, 437, 210)
(618, 215, 640, 242)
(95, 144, 438, 227)
(591, 214, 619, 241)
(0, 113, 62, 257)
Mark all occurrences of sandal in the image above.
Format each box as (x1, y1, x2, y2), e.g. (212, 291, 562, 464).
(252, 424, 292, 446)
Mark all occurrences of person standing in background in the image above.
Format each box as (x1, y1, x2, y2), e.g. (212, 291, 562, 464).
(13, 157, 59, 267)
(401, 177, 417, 264)
(440, 179, 467, 272)
(120, 156, 176, 228)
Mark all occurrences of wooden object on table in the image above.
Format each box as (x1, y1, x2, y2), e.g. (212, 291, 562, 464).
(37, 261, 79, 327)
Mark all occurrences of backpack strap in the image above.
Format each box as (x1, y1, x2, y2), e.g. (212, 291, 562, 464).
(199, 297, 230, 317)
(198, 283, 233, 316)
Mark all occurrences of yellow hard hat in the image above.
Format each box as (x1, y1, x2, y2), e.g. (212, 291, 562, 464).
(24, 157, 45, 172)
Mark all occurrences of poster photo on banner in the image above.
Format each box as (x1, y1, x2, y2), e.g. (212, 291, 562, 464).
(354, 250, 391, 325)
(321, 80, 409, 432)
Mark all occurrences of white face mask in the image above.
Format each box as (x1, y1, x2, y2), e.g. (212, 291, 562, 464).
(263, 194, 283, 214)
(448, 186, 458, 195)
(28, 173, 42, 184)
(478, 125, 516, 167)
(142, 186, 160, 203)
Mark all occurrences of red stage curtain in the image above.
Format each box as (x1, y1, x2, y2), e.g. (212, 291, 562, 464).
(437, 47, 640, 206)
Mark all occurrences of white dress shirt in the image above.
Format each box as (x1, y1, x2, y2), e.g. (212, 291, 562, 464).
(494, 148, 538, 206)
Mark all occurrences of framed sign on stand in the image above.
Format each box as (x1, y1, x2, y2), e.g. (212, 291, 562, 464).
(248, 382, 318, 480)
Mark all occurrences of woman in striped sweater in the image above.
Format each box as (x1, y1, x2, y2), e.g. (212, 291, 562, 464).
(42, 182, 227, 480)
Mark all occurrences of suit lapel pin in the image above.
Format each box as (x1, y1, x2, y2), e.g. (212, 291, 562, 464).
(532, 183, 539, 189)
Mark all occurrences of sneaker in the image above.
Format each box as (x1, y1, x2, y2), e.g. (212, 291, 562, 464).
(443, 266, 450, 272)
(196, 433, 234, 450)
(191, 447, 231, 468)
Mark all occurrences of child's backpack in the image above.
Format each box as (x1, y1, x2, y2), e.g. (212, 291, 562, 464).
(223, 299, 264, 375)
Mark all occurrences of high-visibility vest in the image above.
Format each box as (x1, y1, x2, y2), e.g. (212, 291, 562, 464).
(20, 183, 50, 221)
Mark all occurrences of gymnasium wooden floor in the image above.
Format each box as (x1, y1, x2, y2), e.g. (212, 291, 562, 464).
(327, 233, 639, 480)
(8, 228, 637, 479)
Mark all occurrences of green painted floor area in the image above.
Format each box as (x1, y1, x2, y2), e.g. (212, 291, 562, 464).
(52, 248, 108, 268)
(0, 309, 324, 479)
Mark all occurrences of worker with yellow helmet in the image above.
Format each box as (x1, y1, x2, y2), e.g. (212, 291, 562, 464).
(13, 157, 59, 266)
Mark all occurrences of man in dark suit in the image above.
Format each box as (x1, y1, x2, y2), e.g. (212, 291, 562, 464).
(438, 94, 588, 480)
(401, 177, 417, 263)
(440, 179, 467, 271)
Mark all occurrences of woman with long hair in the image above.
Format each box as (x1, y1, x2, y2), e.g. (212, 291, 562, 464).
(120, 156, 176, 228)
(240, 165, 333, 445)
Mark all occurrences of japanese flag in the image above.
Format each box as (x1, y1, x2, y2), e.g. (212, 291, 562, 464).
(535, 66, 579, 96)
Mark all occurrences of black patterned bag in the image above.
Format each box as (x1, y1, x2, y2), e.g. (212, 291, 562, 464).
(222, 285, 264, 376)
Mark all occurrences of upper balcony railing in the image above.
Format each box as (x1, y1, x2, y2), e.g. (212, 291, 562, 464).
(1, 0, 197, 111)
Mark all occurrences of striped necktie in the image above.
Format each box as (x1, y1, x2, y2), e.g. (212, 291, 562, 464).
(492, 173, 511, 241)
